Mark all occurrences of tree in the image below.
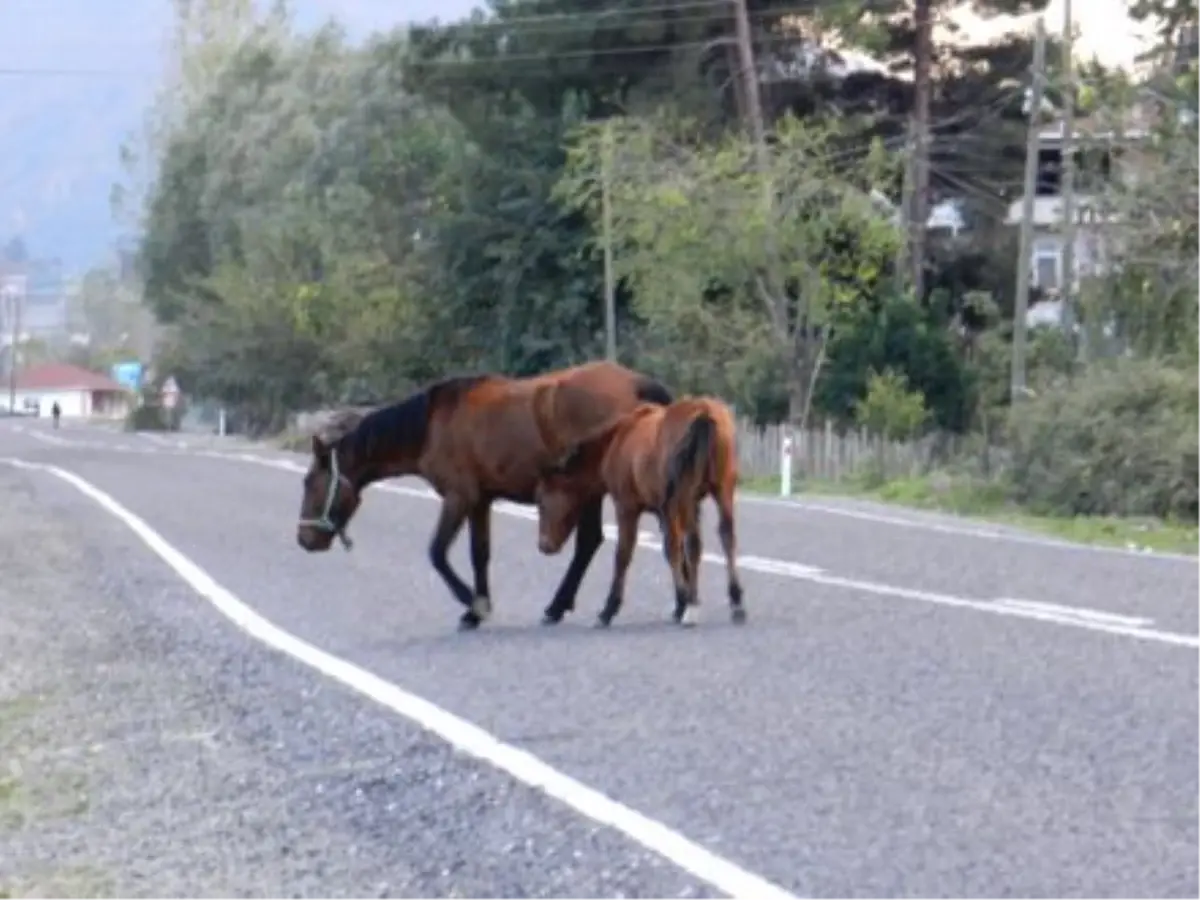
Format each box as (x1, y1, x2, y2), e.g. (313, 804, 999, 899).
(1075, 64, 1198, 360)
(557, 112, 902, 423)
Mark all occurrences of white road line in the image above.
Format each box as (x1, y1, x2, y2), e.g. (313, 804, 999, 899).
(737, 493, 1198, 564)
(209, 453, 1200, 650)
(0, 456, 799, 900)
(994, 598, 1155, 629)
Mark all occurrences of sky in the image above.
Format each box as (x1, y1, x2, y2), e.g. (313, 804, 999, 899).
(0, 0, 1155, 272)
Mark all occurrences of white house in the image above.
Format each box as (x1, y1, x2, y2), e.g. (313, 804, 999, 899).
(1005, 118, 1151, 297)
(8, 362, 131, 419)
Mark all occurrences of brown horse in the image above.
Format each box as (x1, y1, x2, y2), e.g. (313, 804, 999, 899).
(295, 361, 673, 630)
(533, 395, 745, 628)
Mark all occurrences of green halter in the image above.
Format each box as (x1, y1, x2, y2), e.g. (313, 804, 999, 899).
(299, 449, 354, 550)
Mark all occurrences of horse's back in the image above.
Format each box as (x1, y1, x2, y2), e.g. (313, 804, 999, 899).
(429, 362, 668, 500)
(532, 361, 670, 453)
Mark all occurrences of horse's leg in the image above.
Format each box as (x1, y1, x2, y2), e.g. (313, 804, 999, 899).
(656, 509, 671, 565)
(466, 502, 494, 625)
(676, 502, 704, 627)
(427, 498, 481, 631)
(664, 516, 695, 626)
(541, 497, 604, 626)
(596, 507, 640, 628)
(716, 487, 746, 624)
(685, 512, 703, 604)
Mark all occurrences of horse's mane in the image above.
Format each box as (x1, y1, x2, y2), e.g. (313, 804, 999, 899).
(321, 374, 493, 463)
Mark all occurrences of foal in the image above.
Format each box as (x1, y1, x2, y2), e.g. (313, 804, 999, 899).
(534, 395, 745, 628)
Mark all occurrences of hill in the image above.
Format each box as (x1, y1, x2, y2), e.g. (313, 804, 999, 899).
(0, 0, 480, 271)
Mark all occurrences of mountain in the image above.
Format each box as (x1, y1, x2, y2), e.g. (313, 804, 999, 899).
(0, 0, 481, 272)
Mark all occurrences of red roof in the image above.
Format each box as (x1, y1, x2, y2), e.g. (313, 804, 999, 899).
(15, 363, 125, 392)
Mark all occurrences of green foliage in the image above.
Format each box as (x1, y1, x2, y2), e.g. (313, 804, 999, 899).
(1008, 359, 1199, 521)
(124, 403, 170, 433)
(556, 111, 902, 420)
(818, 291, 973, 432)
(854, 368, 928, 442)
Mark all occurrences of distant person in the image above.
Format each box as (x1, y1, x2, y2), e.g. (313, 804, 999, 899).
(51, 401, 61, 429)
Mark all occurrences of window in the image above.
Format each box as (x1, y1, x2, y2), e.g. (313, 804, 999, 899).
(1033, 240, 1061, 289)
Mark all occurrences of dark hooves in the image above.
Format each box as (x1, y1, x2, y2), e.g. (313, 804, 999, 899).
(541, 611, 565, 626)
(458, 611, 483, 632)
(730, 607, 748, 625)
(594, 616, 613, 629)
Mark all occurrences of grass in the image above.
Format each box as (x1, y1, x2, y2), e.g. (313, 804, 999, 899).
(740, 472, 1199, 556)
(0, 692, 104, 898)
(0, 693, 91, 832)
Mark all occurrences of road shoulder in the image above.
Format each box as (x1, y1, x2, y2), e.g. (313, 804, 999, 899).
(0, 465, 710, 899)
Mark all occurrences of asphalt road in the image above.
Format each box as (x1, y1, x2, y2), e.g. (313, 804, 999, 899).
(2, 418, 1197, 898)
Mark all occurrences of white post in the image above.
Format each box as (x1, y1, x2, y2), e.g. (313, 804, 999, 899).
(780, 429, 794, 497)
(217, 407, 226, 437)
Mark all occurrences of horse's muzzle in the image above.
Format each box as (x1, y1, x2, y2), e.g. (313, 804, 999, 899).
(297, 529, 333, 552)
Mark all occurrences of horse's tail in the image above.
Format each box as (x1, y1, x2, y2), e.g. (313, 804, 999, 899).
(664, 412, 715, 516)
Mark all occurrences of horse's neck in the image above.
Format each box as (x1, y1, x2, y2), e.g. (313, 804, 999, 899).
(343, 437, 421, 487)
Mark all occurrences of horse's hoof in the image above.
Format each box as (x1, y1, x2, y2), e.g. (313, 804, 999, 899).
(458, 611, 482, 632)
(679, 607, 699, 628)
(594, 616, 613, 629)
(730, 606, 747, 625)
(541, 612, 564, 626)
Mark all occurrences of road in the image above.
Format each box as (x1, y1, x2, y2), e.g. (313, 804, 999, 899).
(1, 418, 1197, 898)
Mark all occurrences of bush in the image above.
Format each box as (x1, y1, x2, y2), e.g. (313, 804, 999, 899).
(1008, 358, 1198, 521)
(124, 404, 170, 432)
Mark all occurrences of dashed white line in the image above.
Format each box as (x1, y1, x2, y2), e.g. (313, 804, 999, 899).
(993, 598, 1156, 629)
(0, 456, 799, 900)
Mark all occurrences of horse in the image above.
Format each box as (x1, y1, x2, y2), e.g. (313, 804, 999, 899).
(533, 394, 745, 629)
(294, 360, 673, 631)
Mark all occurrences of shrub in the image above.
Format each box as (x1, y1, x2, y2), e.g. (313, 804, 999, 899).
(854, 369, 928, 442)
(124, 403, 170, 432)
(1007, 358, 1198, 521)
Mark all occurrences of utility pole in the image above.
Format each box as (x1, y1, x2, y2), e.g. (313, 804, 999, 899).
(894, 123, 916, 290)
(731, 0, 777, 293)
(600, 120, 617, 362)
(1012, 17, 1047, 402)
(731, 0, 769, 177)
(1058, 0, 1080, 355)
(909, 0, 933, 301)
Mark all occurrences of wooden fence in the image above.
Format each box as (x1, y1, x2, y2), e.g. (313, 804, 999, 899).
(735, 420, 954, 484)
(288, 408, 951, 485)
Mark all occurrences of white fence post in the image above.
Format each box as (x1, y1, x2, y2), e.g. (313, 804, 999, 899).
(780, 428, 794, 497)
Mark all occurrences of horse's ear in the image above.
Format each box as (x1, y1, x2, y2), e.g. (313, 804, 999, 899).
(311, 434, 330, 464)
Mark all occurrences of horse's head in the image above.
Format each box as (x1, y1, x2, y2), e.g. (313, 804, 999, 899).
(534, 444, 588, 556)
(296, 413, 365, 552)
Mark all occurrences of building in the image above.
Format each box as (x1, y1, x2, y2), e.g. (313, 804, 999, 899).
(8, 362, 131, 420)
(1002, 118, 1150, 297)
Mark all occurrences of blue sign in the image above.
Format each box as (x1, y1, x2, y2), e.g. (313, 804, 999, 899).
(111, 361, 143, 392)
